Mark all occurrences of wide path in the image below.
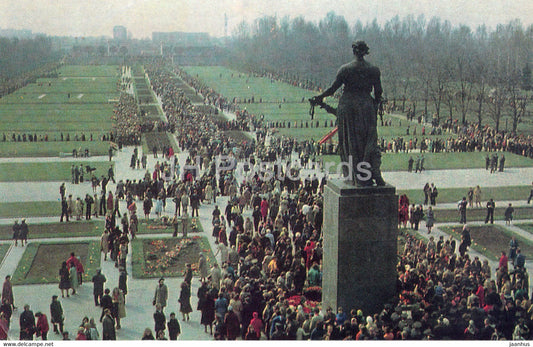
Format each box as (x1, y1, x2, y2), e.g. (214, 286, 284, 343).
(384, 166, 533, 190)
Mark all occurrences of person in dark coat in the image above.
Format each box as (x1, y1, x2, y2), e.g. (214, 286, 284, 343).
(153, 304, 166, 336)
(12, 220, 20, 247)
(413, 205, 424, 231)
(459, 225, 472, 257)
(179, 282, 193, 321)
(485, 198, 495, 224)
(92, 269, 106, 306)
(58, 262, 71, 298)
(199, 284, 216, 334)
(102, 309, 116, 340)
(118, 270, 127, 303)
(224, 306, 241, 340)
(499, 154, 505, 172)
(0, 299, 12, 328)
(167, 312, 181, 340)
(50, 296, 64, 334)
(100, 289, 113, 322)
(85, 194, 94, 220)
(60, 197, 69, 222)
(1, 275, 14, 312)
(458, 197, 468, 224)
(19, 219, 29, 246)
(19, 304, 35, 340)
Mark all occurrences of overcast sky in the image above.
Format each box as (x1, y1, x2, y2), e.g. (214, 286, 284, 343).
(0, 0, 531, 39)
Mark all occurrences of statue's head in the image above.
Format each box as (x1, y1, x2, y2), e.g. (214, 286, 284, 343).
(352, 40, 369, 57)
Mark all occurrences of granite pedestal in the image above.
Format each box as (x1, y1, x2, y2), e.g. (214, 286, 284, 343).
(322, 179, 398, 315)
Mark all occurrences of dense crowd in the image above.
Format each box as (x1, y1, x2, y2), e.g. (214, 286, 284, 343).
(111, 94, 143, 146)
(380, 118, 533, 158)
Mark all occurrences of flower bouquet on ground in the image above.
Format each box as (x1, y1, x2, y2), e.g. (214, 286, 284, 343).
(287, 293, 320, 314)
(303, 286, 322, 302)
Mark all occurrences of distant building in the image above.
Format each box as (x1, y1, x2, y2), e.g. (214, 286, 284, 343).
(113, 26, 127, 41)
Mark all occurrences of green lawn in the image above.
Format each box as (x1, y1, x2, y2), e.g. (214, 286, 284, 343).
(0, 221, 100, 240)
(184, 66, 313, 103)
(11, 240, 101, 285)
(0, 161, 113, 182)
(0, 65, 118, 156)
(58, 65, 119, 77)
(0, 140, 111, 157)
(0, 90, 116, 104)
(182, 66, 463, 143)
(23, 77, 118, 94)
(320, 151, 533, 172)
(515, 223, 533, 235)
(0, 104, 113, 132)
(0, 201, 60, 218)
(429, 206, 533, 224)
(0, 245, 10, 267)
(398, 185, 532, 205)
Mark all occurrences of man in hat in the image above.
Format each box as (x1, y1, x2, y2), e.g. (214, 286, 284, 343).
(153, 278, 168, 310)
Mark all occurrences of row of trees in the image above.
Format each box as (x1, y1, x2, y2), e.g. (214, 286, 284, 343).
(227, 13, 533, 132)
(0, 35, 58, 80)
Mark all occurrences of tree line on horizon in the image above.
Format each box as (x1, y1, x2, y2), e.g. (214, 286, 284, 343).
(226, 12, 533, 132)
(0, 35, 59, 80)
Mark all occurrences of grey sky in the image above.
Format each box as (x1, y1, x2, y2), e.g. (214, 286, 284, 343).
(0, 0, 531, 39)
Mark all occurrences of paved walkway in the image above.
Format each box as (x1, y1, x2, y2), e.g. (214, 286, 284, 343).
(384, 167, 533, 190)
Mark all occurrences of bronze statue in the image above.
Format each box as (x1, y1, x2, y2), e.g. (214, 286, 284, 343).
(311, 41, 385, 186)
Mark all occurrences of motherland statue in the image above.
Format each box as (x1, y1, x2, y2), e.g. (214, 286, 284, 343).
(311, 40, 385, 187)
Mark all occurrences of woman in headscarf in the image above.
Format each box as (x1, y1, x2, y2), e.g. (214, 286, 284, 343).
(249, 312, 263, 339)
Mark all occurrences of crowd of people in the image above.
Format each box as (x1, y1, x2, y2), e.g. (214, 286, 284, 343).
(111, 93, 143, 146)
(380, 119, 533, 159)
(2, 59, 532, 341)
